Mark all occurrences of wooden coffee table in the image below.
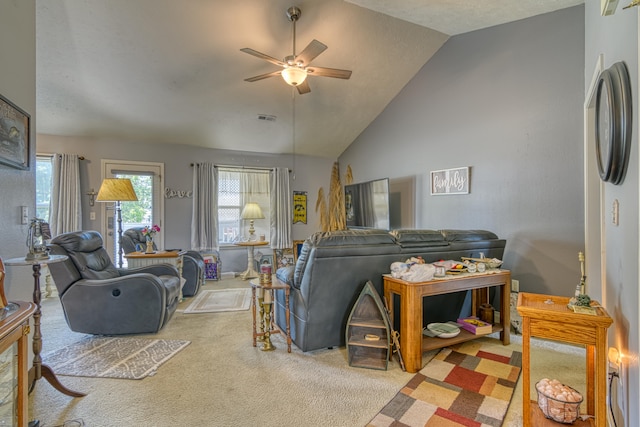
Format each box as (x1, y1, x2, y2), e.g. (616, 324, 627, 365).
(383, 270, 511, 373)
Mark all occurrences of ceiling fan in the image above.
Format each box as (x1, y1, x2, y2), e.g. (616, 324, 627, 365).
(241, 6, 352, 94)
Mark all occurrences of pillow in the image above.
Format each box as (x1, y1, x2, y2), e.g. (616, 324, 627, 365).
(276, 266, 294, 287)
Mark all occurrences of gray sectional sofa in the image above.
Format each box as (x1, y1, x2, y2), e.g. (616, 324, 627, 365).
(274, 229, 506, 352)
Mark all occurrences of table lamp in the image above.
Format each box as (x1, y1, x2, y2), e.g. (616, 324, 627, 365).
(241, 202, 264, 241)
(96, 178, 138, 268)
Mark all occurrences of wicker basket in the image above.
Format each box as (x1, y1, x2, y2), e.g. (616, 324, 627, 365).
(536, 381, 583, 424)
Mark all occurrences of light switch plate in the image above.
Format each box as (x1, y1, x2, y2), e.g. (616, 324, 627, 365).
(20, 206, 28, 224)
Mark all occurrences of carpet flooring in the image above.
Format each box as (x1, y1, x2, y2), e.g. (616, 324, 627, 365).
(30, 277, 587, 426)
(182, 288, 251, 313)
(43, 336, 190, 379)
(368, 340, 522, 427)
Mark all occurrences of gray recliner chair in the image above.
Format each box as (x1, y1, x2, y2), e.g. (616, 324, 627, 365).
(121, 227, 205, 297)
(47, 230, 181, 335)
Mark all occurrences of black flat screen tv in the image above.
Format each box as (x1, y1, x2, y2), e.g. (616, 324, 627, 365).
(345, 178, 390, 230)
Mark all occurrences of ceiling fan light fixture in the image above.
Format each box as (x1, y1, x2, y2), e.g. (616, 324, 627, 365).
(282, 66, 307, 86)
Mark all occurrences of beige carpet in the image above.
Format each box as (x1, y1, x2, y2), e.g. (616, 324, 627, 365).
(29, 277, 587, 427)
(182, 288, 251, 313)
(43, 337, 190, 379)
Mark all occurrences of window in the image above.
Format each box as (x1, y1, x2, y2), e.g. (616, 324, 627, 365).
(36, 155, 53, 221)
(218, 168, 270, 244)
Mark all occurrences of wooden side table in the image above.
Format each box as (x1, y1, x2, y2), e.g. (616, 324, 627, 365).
(249, 277, 291, 353)
(235, 241, 269, 280)
(517, 292, 613, 427)
(4, 255, 85, 399)
(384, 270, 511, 373)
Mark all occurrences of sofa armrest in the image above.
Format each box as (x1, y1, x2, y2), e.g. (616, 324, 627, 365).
(276, 266, 294, 287)
(61, 275, 170, 334)
(119, 264, 179, 277)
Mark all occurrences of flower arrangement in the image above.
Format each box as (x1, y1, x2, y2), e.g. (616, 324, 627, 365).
(141, 224, 160, 239)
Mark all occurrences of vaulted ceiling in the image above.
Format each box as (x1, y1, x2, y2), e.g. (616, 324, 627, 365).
(36, 0, 583, 158)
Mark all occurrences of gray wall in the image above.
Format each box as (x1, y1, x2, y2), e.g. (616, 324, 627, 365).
(341, 6, 585, 298)
(585, 2, 639, 425)
(0, 0, 38, 302)
(37, 134, 334, 272)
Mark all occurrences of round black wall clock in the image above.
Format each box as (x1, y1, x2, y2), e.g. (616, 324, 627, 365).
(595, 61, 632, 185)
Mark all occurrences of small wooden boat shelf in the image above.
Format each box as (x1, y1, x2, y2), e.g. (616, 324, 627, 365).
(346, 281, 391, 370)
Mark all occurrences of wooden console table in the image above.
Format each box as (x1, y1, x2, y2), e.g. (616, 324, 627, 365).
(517, 292, 613, 427)
(383, 270, 511, 373)
(0, 301, 36, 426)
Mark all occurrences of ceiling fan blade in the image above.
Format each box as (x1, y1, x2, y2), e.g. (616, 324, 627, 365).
(240, 48, 286, 67)
(295, 39, 327, 66)
(244, 70, 282, 82)
(306, 66, 352, 79)
(296, 80, 311, 94)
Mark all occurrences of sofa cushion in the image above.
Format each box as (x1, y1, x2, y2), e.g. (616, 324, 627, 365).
(276, 266, 294, 286)
(390, 229, 448, 248)
(311, 229, 396, 247)
(440, 229, 499, 242)
(51, 230, 120, 280)
(293, 240, 312, 288)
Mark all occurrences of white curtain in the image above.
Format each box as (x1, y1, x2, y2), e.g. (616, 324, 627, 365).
(269, 167, 292, 249)
(50, 153, 82, 236)
(191, 163, 218, 251)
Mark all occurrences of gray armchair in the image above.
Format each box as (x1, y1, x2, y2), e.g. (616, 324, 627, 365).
(121, 227, 205, 297)
(47, 230, 181, 335)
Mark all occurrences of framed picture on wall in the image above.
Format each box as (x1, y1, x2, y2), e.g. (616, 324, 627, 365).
(259, 253, 274, 267)
(293, 240, 305, 262)
(274, 248, 295, 269)
(0, 93, 30, 170)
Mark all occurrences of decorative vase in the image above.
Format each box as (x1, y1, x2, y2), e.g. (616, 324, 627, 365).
(145, 236, 154, 254)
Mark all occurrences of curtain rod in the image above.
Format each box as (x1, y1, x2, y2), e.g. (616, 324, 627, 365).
(190, 163, 290, 172)
(37, 152, 85, 160)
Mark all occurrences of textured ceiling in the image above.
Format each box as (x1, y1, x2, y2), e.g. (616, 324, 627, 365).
(36, 0, 584, 158)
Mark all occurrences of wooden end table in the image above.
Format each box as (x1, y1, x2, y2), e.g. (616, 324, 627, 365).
(4, 255, 85, 398)
(235, 241, 269, 280)
(249, 277, 291, 353)
(517, 292, 613, 427)
(383, 270, 511, 373)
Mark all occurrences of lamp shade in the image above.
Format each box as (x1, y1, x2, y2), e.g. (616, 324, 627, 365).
(95, 178, 138, 202)
(281, 67, 307, 86)
(241, 202, 265, 220)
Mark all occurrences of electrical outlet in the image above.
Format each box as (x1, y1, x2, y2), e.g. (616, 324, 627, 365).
(90, 211, 96, 221)
(618, 368, 625, 414)
(511, 279, 519, 292)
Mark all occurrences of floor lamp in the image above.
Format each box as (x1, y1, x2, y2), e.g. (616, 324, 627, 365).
(96, 178, 138, 268)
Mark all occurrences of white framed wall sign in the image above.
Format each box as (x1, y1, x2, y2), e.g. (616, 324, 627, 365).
(430, 167, 470, 195)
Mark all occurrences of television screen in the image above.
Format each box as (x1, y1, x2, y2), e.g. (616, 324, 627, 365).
(345, 178, 390, 230)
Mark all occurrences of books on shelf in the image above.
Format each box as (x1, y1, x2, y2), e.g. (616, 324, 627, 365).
(457, 316, 492, 335)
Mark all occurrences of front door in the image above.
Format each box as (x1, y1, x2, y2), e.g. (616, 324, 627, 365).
(101, 160, 164, 266)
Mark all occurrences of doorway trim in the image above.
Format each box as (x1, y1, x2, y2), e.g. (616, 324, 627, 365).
(100, 159, 165, 259)
(584, 54, 605, 303)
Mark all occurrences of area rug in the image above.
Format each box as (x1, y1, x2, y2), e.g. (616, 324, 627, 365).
(183, 288, 251, 313)
(367, 341, 522, 427)
(43, 337, 190, 380)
